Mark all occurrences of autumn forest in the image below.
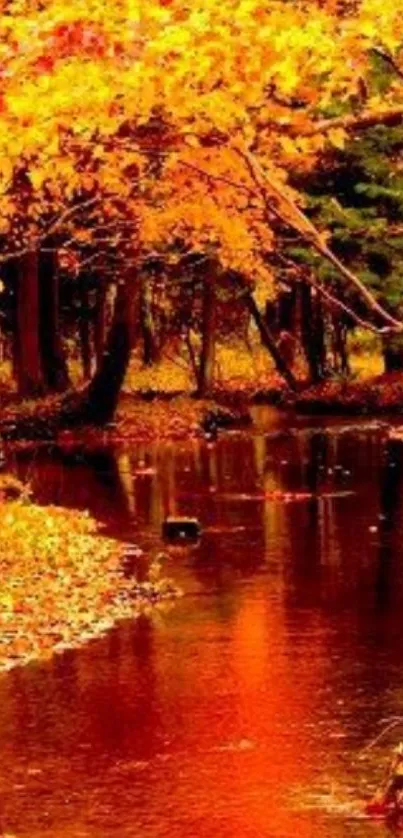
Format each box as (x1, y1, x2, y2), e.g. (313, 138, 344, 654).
(1, 2, 403, 835)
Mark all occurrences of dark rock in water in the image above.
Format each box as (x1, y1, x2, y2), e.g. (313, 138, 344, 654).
(162, 517, 201, 542)
(202, 417, 218, 441)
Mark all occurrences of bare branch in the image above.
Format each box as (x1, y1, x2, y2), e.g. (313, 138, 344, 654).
(44, 197, 101, 238)
(306, 278, 384, 334)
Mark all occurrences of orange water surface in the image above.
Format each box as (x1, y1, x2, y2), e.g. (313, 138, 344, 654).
(0, 411, 402, 837)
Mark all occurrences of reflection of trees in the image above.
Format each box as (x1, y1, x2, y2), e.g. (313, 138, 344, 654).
(278, 434, 403, 761)
(115, 452, 135, 515)
(188, 437, 266, 593)
(14, 447, 136, 527)
(13, 445, 166, 538)
(281, 429, 385, 611)
(305, 432, 328, 493)
(375, 439, 403, 611)
(158, 443, 177, 519)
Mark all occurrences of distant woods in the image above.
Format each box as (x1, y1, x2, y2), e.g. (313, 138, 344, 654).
(0, 235, 396, 427)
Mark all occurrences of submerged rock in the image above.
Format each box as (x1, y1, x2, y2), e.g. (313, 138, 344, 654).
(162, 517, 201, 542)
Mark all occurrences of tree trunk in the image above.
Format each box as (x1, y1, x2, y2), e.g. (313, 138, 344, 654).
(243, 289, 298, 390)
(0, 272, 140, 439)
(39, 247, 70, 392)
(196, 272, 216, 397)
(140, 275, 158, 366)
(94, 280, 107, 371)
(300, 283, 328, 382)
(382, 334, 403, 372)
(78, 318, 93, 380)
(185, 330, 199, 385)
(383, 348, 403, 372)
(77, 279, 93, 381)
(79, 275, 139, 425)
(14, 251, 45, 397)
(332, 319, 350, 376)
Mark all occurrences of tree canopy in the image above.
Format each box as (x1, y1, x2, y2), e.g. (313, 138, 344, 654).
(0, 0, 402, 294)
(0, 0, 401, 417)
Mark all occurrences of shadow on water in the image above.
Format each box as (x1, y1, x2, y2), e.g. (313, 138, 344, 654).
(2, 412, 403, 835)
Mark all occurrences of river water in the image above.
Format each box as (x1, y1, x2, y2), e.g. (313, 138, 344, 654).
(1, 408, 403, 837)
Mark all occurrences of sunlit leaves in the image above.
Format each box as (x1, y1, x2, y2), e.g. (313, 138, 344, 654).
(0, 499, 177, 671)
(0, 0, 401, 280)
(328, 127, 347, 150)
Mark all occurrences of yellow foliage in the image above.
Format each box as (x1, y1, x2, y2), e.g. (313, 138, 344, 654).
(0, 0, 400, 275)
(328, 127, 346, 150)
(0, 499, 178, 671)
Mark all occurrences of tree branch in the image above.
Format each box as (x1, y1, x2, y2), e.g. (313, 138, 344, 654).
(305, 277, 384, 334)
(276, 254, 386, 334)
(294, 106, 403, 137)
(237, 283, 298, 391)
(179, 159, 254, 197)
(371, 48, 403, 81)
(233, 143, 403, 332)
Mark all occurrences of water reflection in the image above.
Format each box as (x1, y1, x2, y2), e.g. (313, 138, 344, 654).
(2, 415, 403, 835)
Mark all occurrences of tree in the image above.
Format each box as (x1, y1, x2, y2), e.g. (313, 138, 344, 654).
(0, 0, 402, 425)
(39, 244, 71, 392)
(286, 120, 403, 373)
(14, 250, 44, 397)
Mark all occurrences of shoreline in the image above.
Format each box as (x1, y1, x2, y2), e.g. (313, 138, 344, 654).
(2, 373, 403, 451)
(0, 498, 179, 673)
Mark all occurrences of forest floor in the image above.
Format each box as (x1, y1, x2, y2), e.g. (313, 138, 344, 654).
(287, 373, 403, 415)
(120, 343, 403, 417)
(1, 343, 403, 449)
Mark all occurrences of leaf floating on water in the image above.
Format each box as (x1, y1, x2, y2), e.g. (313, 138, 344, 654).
(320, 491, 355, 499)
(205, 525, 249, 534)
(216, 492, 263, 501)
(264, 490, 313, 503)
(216, 738, 256, 752)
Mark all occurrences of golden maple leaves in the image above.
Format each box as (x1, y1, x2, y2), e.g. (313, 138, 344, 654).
(0, 498, 178, 671)
(0, 0, 401, 145)
(0, 0, 400, 275)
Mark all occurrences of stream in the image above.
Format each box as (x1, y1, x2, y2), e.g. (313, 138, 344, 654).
(1, 407, 403, 837)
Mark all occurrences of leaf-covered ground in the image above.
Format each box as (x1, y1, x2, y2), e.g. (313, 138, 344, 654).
(293, 373, 403, 414)
(0, 500, 179, 672)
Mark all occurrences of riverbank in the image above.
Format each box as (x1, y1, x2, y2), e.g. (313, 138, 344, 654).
(0, 392, 253, 451)
(119, 372, 403, 428)
(289, 373, 403, 415)
(2, 368, 403, 452)
(0, 494, 179, 672)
